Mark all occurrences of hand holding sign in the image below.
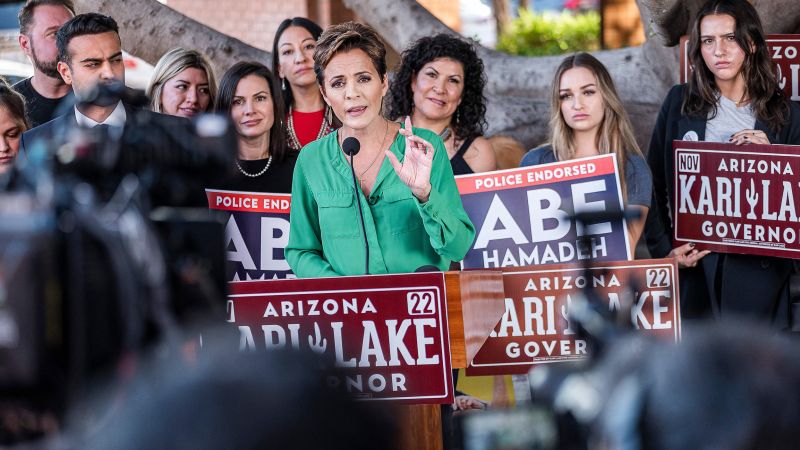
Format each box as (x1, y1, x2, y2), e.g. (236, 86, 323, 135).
(387, 116, 435, 202)
(729, 129, 771, 145)
(667, 242, 710, 268)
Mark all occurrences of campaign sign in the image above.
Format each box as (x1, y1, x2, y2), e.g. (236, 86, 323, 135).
(680, 34, 800, 102)
(228, 272, 454, 404)
(465, 259, 680, 376)
(673, 141, 800, 258)
(455, 154, 630, 270)
(206, 189, 293, 281)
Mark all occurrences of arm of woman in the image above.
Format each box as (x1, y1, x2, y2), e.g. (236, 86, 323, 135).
(387, 120, 477, 262)
(465, 136, 497, 173)
(645, 86, 680, 258)
(624, 154, 652, 256)
(421, 132, 477, 261)
(626, 205, 648, 255)
(285, 159, 340, 278)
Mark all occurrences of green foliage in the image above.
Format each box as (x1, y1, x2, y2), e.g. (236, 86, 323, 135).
(496, 9, 601, 56)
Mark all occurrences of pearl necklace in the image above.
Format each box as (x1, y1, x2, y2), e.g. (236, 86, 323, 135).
(236, 156, 272, 177)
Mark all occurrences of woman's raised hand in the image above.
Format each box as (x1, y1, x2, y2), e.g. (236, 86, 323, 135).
(386, 116, 435, 202)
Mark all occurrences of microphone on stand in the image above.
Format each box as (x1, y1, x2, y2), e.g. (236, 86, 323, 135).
(342, 137, 370, 275)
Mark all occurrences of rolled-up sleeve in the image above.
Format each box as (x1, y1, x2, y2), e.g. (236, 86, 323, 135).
(415, 132, 476, 262)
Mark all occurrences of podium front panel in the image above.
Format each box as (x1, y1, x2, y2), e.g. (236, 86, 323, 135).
(228, 272, 455, 404)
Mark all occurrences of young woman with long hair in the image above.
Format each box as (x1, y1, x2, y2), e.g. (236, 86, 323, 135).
(521, 52, 652, 252)
(272, 17, 337, 151)
(147, 48, 217, 118)
(645, 0, 800, 325)
(211, 61, 294, 193)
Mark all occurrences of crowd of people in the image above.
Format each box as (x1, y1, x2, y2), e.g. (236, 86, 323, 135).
(2, 0, 798, 325)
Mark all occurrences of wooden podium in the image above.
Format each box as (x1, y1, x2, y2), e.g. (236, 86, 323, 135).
(228, 270, 504, 450)
(394, 270, 505, 450)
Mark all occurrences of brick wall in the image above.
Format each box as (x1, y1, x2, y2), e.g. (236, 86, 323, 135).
(164, 0, 308, 51)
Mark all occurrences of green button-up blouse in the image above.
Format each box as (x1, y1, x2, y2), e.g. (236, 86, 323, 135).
(286, 126, 476, 278)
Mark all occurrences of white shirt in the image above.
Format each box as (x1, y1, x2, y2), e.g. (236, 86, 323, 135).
(705, 94, 756, 143)
(74, 100, 127, 129)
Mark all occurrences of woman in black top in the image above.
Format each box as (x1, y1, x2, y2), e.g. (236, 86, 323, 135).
(212, 62, 295, 193)
(386, 34, 496, 175)
(645, 0, 800, 326)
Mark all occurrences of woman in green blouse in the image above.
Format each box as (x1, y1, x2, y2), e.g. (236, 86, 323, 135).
(286, 21, 475, 277)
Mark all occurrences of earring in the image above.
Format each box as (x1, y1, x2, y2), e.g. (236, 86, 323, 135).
(281, 77, 286, 90)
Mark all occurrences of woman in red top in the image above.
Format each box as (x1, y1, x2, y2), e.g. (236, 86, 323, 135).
(273, 17, 337, 151)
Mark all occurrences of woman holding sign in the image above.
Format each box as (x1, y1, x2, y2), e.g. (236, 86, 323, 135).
(212, 62, 295, 194)
(385, 34, 496, 175)
(285, 22, 475, 278)
(645, 0, 800, 325)
(520, 52, 652, 253)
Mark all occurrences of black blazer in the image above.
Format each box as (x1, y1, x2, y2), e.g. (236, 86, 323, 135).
(19, 104, 208, 206)
(645, 84, 800, 326)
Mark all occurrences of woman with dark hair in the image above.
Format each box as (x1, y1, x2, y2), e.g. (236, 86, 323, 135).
(212, 61, 294, 193)
(386, 34, 496, 175)
(0, 78, 28, 174)
(645, 0, 800, 325)
(286, 21, 475, 278)
(521, 52, 651, 252)
(272, 17, 336, 151)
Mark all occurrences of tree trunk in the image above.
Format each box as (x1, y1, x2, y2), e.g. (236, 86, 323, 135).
(346, 0, 799, 149)
(492, 0, 511, 36)
(73, 0, 271, 76)
(346, 0, 676, 148)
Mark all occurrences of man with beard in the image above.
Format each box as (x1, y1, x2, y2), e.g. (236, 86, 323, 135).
(14, 0, 75, 128)
(20, 13, 210, 207)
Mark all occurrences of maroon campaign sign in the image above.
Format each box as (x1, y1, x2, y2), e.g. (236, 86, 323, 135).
(206, 189, 293, 281)
(455, 154, 630, 270)
(680, 35, 800, 103)
(228, 272, 454, 404)
(466, 259, 680, 376)
(673, 141, 800, 258)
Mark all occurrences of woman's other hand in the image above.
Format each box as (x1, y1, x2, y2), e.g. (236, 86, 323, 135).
(668, 242, 710, 268)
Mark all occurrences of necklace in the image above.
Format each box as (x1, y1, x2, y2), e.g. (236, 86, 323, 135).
(236, 156, 272, 177)
(287, 105, 332, 150)
(341, 122, 391, 189)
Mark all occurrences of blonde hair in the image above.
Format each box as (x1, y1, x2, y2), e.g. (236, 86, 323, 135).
(147, 48, 217, 113)
(549, 52, 641, 200)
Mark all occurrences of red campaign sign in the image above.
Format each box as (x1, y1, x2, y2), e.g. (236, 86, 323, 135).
(680, 34, 800, 103)
(228, 272, 454, 404)
(673, 141, 800, 258)
(206, 189, 293, 281)
(466, 259, 680, 376)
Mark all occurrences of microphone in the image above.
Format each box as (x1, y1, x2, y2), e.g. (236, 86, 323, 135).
(342, 137, 370, 275)
(342, 136, 360, 156)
